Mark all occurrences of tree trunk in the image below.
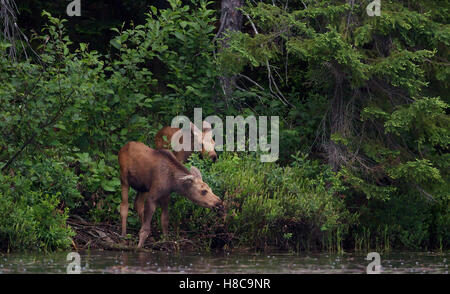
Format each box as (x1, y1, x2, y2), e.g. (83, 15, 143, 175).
(217, 0, 243, 105)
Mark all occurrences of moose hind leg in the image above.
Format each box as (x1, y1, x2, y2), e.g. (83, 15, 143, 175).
(160, 198, 169, 236)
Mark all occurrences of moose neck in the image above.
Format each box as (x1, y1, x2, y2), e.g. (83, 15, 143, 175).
(172, 169, 191, 197)
(155, 149, 192, 196)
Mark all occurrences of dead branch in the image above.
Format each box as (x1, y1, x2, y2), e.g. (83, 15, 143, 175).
(0, 0, 38, 61)
(242, 10, 293, 107)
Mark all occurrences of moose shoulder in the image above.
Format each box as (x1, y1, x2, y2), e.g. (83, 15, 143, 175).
(118, 141, 223, 248)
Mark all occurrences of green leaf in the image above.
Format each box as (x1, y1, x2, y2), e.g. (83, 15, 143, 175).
(110, 38, 121, 50)
(101, 179, 119, 192)
(173, 31, 186, 42)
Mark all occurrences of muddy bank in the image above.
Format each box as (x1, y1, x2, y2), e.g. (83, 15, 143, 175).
(67, 217, 232, 252)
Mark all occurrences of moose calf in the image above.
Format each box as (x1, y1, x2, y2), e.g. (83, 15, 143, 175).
(118, 141, 223, 248)
(155, 121, 217, 163)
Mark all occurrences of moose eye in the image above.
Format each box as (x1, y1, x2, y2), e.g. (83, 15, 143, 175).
(201, 190, 207, 196)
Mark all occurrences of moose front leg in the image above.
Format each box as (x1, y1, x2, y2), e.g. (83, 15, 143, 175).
(120, 184, 130, 237)
(134, 192, 147, 224)
(137, 198, 156, 248)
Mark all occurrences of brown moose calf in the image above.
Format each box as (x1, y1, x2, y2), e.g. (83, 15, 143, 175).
(118, 141, 223, 248)
(155, 121, 217, 163)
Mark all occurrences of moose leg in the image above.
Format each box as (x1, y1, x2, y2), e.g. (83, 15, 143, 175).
(120, 184, 130, 237)
(137, 198, 156, 248)
(135, 192, 147, 224)
(160, 198, 169, 236)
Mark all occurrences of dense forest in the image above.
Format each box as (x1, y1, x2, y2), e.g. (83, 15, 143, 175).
(0, 0, 448, 252)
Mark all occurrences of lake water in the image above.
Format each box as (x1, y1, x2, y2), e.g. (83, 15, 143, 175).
(0, 250, 448, 274)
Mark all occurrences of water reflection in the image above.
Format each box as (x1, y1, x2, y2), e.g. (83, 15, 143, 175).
(0, 250, 448, 274)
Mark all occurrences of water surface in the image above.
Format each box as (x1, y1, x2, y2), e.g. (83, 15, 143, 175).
(0, 250, 447, 274)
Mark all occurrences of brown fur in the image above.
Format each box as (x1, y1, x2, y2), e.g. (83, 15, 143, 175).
(118, 141, 223, 248)
(155, 125, 217, 163)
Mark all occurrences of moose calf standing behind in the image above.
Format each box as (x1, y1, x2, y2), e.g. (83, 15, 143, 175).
(118, 141, 223, 248)
(155, 121, 217, 163)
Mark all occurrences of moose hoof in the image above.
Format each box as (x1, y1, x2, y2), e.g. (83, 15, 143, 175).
(138, 231, 150, 248)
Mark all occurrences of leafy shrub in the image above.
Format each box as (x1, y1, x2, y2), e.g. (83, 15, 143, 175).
(19, 156, 82, 211)
(179, 152, 354, 251)
(0, 173, 74, 251)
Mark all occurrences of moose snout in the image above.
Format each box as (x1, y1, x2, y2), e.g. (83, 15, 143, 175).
(210, 153, 218, 163)
(214, 201, 224, 212)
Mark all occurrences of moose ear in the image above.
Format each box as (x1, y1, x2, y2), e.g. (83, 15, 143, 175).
(190, 122, 202, 136)
(190, 122, 203, 146)
(202, 121, 213, 138)
(180, 174, 194, 187)
(202, 121, 212, 130)
(190, 166, 203, 180)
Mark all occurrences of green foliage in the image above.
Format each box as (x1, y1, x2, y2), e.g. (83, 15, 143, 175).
(0, 0, 448, 252)
(108, 0, 219, 117)
(20, 156, 82, 210)
(385, 97, 449, 147)
(218, 0, 449, 200)
(215, 0, 449, 250)
(0, 173, 74, 251)
(181, 152, 353, 251)
(0, 2, 221, 251)
(355, 190, 447, 250)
